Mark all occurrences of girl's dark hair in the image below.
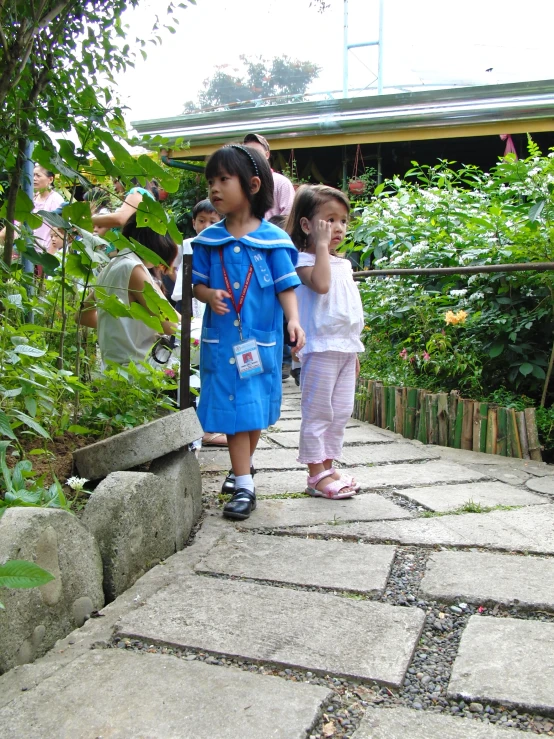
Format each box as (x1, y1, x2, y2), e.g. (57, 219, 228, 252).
(122, 214, 177, 269)
(192, 198, 218, 219)
(286, 184, 350, 251)
(205, 145, 274, 219)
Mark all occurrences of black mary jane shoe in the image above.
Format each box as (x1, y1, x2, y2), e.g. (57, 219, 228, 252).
(223, 488, 257, 520)
(221, 466, 256, 495)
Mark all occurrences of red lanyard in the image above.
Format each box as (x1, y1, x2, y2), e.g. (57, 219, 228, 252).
(219, 247, 253, 339)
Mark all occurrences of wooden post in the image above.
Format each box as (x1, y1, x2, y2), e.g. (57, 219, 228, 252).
(395, 387, 404, 436)
(405, 388, 418, 439)
(461, 399, 473, 450)
(366, 380, 375, 424)
(448, 390, 459, 447)
(478, 402, 488, 453)
(417, 390, 428, 444)
(516, 410, 530, 460)
(437, 393, 449, 447)
(472, 401, 481, 452)
(486, 408, 498, 455)
(454, 401, 463, 449)
(496, 407, 508, 456)
(374, 382, 383, 428)
(389, 386, 396, 430)
(427, 394, 438, 445)
(524, 407, 543, 462)
(507, 408, 522, 459)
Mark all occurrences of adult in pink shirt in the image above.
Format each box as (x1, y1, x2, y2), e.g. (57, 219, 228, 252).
(243, 133, 295, 219)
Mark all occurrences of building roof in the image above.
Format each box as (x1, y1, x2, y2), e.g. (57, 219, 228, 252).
(132, 80, 554, 158)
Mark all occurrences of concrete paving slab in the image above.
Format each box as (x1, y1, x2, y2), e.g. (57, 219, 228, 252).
(286, 505, 554, 553)
(420, 550, 554, 610)
(254, 470, 314, 496)
(466, 464, 531, 486)
(448, 616, 554, 715)
(277, 410, 302, 420)
(526, 476, 554, 495)
(332, 462, 487, 489)
(199, 447, 303, 472)
(196, 533, 396, 594)
(267, 427, 392, 448)
(353, 705, 530, 738)
(397, 481, 547, 512)
(339, 443, 438, 465)
(117, 577, 425, 686)
(0, 649, 331, 739)
(238, 494, 411, 529)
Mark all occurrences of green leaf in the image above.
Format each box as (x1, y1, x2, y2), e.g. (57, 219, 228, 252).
(0, 411, 16, 440)
(129, 302, 164, 332)
(0, 560, 55, 589)
(489, 343, 504, 358)
(16, 245, 60, 275)
(24, 396, 37, 418)
(519, 362, 533, 376)
(137, 155, 179, 193)
(373, 182, 385, 196)
(528, 200, 545, 222)
(142, 282, 178, 323)
(11, 411, 51, 439)
(12, 345, 47, 357)
(63, 202, 93, 231)
(95, 292, 132, 319)
(128, 236, 168, 268)
(0, 190, 41, 229)
(67, 425, 93, 434)
(167, 217, 183, 246)
(136, 198, 169, 236)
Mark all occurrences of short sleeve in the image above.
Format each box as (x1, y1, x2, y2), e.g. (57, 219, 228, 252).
(192, 244, 210, 286)
(268, 248, 302, 293)
(296, 252, 316, 268)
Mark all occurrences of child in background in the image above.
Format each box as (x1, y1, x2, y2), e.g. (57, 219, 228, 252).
(192, 145, 305, 520)
(47, 228, 72, 256)
(172, 199, 220, 315)
(287, 185, 364, 499)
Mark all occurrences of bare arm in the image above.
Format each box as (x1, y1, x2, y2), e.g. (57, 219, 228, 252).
(91, 190, 143, 230)
(278, 288, 305, 351)
(193, 283, 231, 315)
(78, 290, 98, 329)
(128, 265, 179, 335)
(296, 221, 331, 294)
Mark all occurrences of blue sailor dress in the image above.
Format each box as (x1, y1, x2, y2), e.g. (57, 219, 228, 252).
(192, 219, 301, 435)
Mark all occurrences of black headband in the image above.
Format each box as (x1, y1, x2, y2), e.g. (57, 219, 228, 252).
(227, 144, 260, 177)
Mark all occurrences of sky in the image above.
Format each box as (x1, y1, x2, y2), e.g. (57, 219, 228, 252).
(115, 0, 554, 130)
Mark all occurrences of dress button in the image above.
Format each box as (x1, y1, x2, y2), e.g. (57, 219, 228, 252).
(233, 281, 240, 289)
(229, 395, 234, 401)
(234, 319, 240, 327)
(229, 357, 236, 364)
(234, 246, 241, 253)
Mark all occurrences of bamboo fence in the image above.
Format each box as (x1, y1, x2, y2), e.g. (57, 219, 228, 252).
(353, 379, 543, 462)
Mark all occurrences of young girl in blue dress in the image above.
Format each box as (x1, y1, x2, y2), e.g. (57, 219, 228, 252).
(192, 145, 306, 520)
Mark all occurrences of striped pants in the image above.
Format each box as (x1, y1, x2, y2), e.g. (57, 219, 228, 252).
(298, 351, 357, 464)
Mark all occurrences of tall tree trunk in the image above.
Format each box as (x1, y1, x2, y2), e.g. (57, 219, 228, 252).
(2, 134, 27, 267)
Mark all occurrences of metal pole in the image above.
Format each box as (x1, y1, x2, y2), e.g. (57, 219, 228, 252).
(377, 0, 384, 94)
(353, 262, 554, 280)
(179, 253, 192, 409)
(22, 141, 35, 277)
(343, 0, 349, 97)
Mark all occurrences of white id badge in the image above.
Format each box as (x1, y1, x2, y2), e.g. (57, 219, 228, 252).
(233, 338, 264, 379)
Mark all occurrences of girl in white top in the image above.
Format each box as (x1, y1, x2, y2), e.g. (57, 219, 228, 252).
(288, 185, 364, 499)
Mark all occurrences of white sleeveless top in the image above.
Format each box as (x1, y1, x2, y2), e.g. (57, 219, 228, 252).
(296, 251, 364, 357)
(96, 250, 161, 368)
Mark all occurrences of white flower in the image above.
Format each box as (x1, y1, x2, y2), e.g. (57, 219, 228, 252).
(66, 476, 89, 492)
(468, 291, 485, 302)
(450, 289, 468, 297)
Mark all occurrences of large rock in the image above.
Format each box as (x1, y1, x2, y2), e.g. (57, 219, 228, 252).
(0, 508, 103, 674)
(149, 448, 202, 548)
(82, 469, 179, 601)
(73, 407, 202, 479)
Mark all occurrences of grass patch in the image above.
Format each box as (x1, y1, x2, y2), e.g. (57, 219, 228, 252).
(420, 500, 521, 518)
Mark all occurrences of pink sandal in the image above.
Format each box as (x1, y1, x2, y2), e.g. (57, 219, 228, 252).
(337, 471, 361, 492)
(306, 469, 357, 500)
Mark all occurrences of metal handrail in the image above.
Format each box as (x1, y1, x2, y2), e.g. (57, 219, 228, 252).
(353, 262, 554, 280)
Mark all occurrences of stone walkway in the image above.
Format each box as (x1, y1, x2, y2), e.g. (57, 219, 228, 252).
(2, 381, 554, 737)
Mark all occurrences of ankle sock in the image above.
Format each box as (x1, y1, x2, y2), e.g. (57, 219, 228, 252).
(249, 455, 254, 468)
(234, 474, 254, 494)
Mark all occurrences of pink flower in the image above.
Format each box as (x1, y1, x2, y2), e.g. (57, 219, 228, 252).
(399, 348, 408, 360)
(164, 368, 176, 378)
(192, 338, 200, 346)
(423, 351, 430, 361)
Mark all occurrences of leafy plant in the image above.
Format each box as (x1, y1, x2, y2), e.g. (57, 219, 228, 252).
(0, 560, 55, 609)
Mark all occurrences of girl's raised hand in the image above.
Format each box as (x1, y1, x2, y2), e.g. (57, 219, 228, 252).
(208, 288, 231, 315)
(313, 219, 332, 250)
(287, 319, 306, 351)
